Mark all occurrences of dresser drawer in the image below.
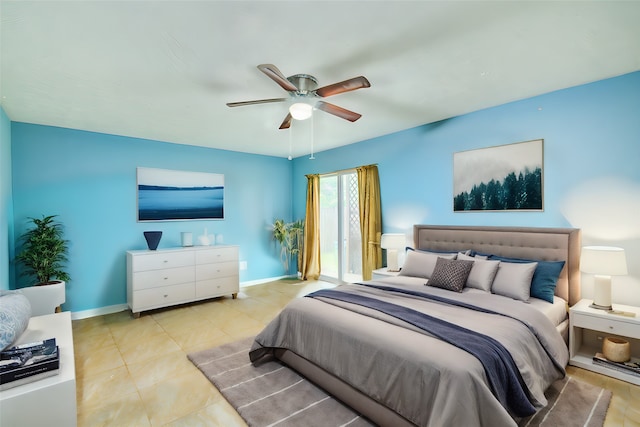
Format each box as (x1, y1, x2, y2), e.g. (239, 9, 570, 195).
(195, 247, 238, 264)
(196, 276, 239, 299)
(132, 282, 195, 311)
(195, 261, 238, 280)
(572, 313, 640, 339)
(133, 266, 195, 290)
(131, 251, 194, 272)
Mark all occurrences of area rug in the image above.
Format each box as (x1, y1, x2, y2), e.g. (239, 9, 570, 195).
(188, 337, 611, 427)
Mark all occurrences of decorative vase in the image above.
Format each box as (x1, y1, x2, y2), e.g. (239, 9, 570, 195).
(144, 231, 162, 250)
(197, 227, 210, 246)
(181, 232, 193, 247)
(602, 337, 630, 363)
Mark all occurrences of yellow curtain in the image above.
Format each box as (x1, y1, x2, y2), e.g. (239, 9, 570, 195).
(357, 165, 382, 280)
(302, 174, 321, 280)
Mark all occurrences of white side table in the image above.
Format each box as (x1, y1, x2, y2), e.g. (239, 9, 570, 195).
(0, 312, 77, 426)
(372, 267, 401, 280)
(569, 299, 640, 385)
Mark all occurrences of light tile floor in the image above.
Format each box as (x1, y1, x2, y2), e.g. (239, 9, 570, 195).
(73, 279, 640, 426)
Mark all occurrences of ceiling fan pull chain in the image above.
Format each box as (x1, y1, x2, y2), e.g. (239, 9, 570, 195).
(309, 114, 315, 160)
(288, 127, 293, 161)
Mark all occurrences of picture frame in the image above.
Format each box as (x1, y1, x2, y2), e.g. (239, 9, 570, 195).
(453, 139, 543, 212)
(137, 167, 224, 221)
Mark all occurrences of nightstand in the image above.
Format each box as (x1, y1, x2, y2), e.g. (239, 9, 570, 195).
(372, 267, 401, 280)
(569, 299, 640, 385)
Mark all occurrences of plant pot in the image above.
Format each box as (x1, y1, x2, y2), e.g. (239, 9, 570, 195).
(144, 231, 162, 250)
(19, 280, 66, 316)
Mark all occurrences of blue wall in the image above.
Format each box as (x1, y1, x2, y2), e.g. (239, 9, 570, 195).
(1, 108, 12, 291)
(292, 71, 640, 305)
(7, 71, 640, 312)
(10, 124, 293, 312)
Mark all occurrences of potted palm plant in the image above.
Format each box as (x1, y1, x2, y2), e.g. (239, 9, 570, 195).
(288, 219, 304, 275)
(272, 219, 304, 275)
(14, 215, 70, 314)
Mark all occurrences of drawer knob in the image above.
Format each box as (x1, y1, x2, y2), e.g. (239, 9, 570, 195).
(164, 277, 168, 280)
(164, 294, 168, 298)
(163, 260, 168, 263)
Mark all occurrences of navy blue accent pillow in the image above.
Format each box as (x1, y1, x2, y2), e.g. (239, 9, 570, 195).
(486, 255, 565, 303)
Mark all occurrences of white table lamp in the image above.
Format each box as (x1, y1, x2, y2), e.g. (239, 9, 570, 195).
(380, 233, 406, 272)
(580, 246, 628, 310)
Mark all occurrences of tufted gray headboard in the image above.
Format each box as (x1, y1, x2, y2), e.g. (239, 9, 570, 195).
(413, 225, 582, 306)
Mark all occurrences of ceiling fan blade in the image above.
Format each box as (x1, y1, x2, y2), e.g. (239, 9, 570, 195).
(279, 113, 293, 130)
(316, 101, 362, 122)
(315, 76, 371, 98)
(258, 64, 299, 92)
(226, 98, 287, 107)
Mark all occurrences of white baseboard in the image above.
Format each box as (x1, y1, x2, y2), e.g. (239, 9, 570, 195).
(70, 303, 128, 320)
(68, 276, 299, 320)
(240, 275, 297, 287)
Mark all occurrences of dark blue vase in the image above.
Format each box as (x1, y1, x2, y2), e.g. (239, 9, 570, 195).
(144, 231, 162, 250)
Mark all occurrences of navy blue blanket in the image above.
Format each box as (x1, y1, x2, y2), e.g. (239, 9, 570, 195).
(306, 288, 536, 417)
(355, 282, 566, 373)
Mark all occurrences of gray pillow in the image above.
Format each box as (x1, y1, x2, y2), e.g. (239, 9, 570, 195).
(427, 258, 474, 292)
(491, 261, 538, 301)
(0, 291, 32, 350)
(399, 250, 457, 279)
(457, 253, 500, 292)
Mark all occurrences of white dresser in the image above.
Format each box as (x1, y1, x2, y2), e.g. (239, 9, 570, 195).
(126, 245, 239, 316)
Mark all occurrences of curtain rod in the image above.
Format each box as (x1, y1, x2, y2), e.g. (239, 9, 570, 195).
(319, 163, 378, 177)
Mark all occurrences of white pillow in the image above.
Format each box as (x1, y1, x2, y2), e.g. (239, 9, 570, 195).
(399, 250, 457, 279)
(491, 261, 538, 301)
(457, 253, 500, 292)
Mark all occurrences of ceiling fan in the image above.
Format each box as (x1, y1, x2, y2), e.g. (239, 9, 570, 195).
(227, 64, 371, 130)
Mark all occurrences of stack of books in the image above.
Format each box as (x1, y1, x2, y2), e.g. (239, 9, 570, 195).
(0, 338, 60, 390)
(593, 352, 640, 377)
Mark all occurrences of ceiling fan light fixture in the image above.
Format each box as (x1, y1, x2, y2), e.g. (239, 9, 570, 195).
(289, 102, 313, 120)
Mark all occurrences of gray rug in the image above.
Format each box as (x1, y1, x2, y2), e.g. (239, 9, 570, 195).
(516, 375, 611, 427)
(188, 337, 611, 427)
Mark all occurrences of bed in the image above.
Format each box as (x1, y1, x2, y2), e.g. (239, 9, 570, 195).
(250, 225, 582, 426)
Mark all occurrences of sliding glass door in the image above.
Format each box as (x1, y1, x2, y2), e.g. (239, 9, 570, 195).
(319, 171, 362, 283)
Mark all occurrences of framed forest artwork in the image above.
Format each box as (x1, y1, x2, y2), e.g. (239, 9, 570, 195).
(453, 139, 543, 212)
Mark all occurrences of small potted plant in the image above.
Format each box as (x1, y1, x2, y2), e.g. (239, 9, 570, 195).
(272, 219, 304, 275)
(288, 219, 304, 275)
(14, 215, 70, 314)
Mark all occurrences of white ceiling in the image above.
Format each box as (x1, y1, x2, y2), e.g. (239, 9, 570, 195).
(1, 1, 639, 158)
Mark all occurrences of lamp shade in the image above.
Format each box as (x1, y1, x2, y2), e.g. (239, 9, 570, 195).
(289, 102, 313, 120)
(380, 233, 406, 250)
(580, 246, 628, 276)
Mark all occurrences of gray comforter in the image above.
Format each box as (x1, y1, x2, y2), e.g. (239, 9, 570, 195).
(250, 278, 569, 427)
